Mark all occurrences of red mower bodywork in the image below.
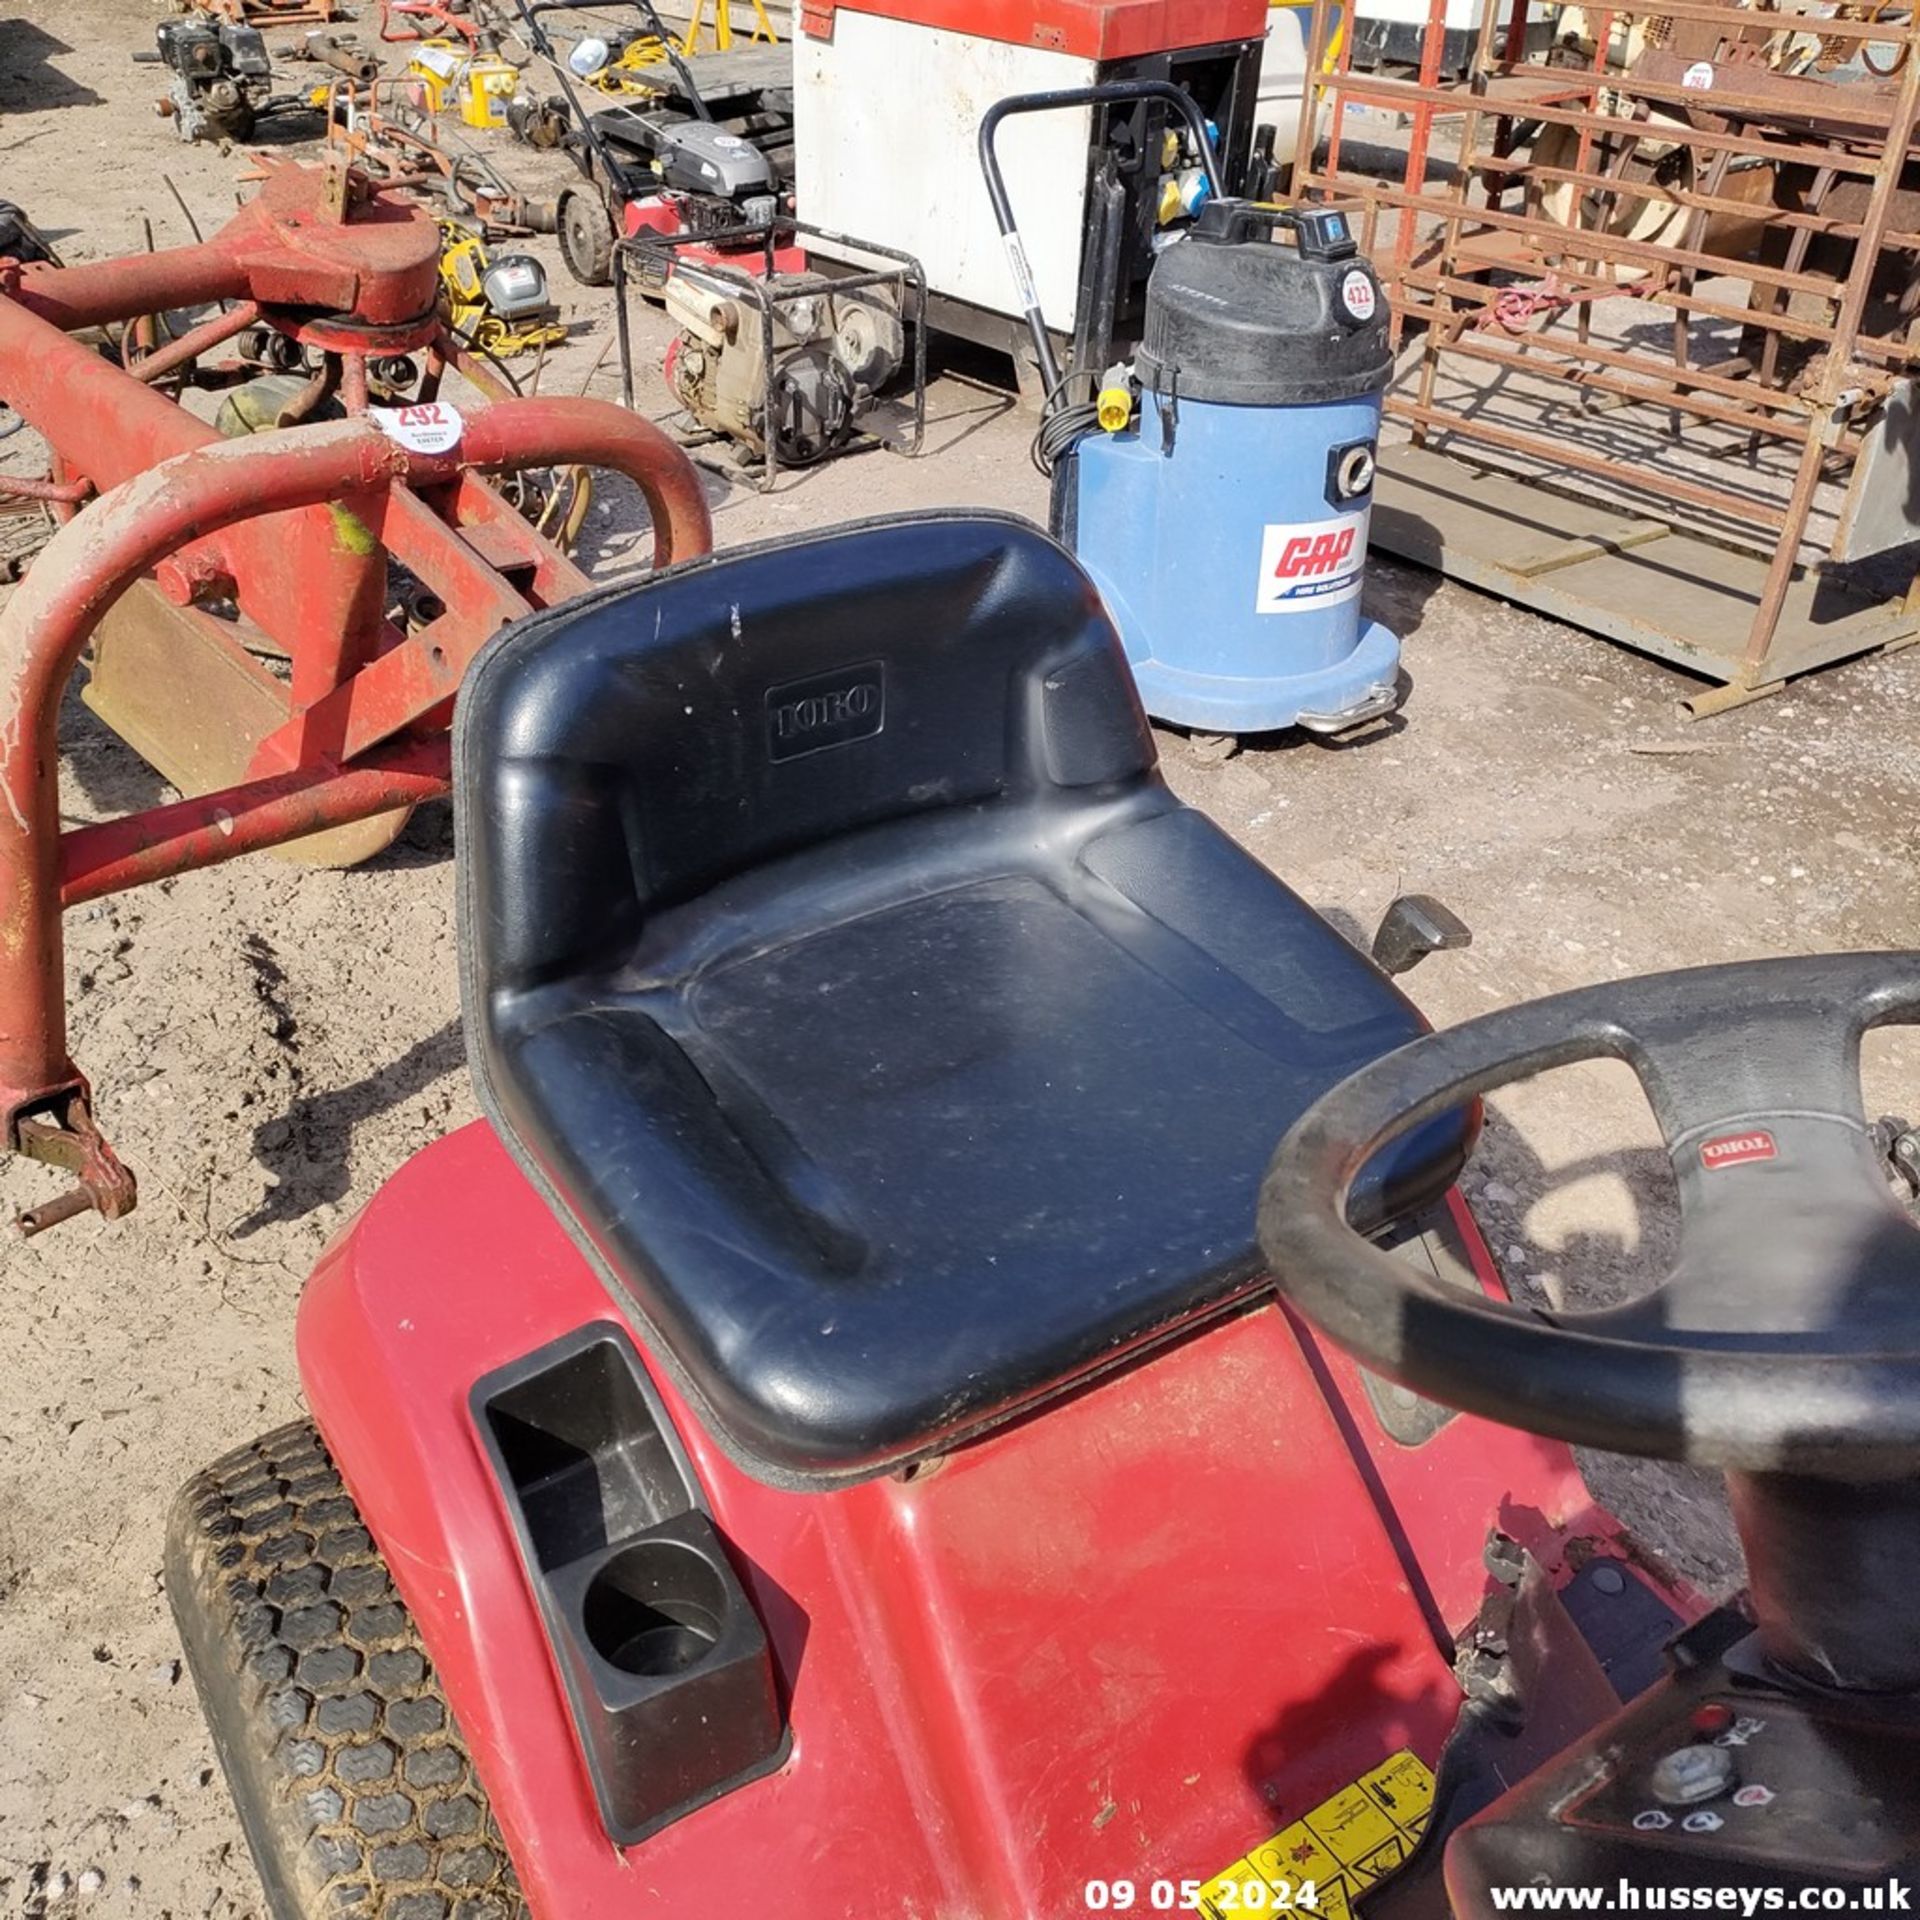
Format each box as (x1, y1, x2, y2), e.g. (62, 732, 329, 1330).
(268, 516, 1699, 1919)
(622, 195, 810, 278)
(302, 1131, 1656, 1918)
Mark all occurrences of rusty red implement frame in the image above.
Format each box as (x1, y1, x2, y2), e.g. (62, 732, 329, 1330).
(0, 159, 711, 1234)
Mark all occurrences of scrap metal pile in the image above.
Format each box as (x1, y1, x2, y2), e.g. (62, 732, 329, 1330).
(1297, 0, 1920, 710)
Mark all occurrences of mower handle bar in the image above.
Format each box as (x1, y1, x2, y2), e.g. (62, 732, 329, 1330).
(509, 0, 714, 122)
(977, 82, 1225, 401)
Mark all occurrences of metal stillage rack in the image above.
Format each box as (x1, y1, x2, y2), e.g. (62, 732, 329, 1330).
(1293, 0, 1920, 711)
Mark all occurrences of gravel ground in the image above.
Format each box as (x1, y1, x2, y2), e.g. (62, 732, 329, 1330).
(5, 6, 1920, 1915)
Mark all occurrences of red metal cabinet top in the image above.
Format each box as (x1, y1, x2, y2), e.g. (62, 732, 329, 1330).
(799, 0, 1269, 62)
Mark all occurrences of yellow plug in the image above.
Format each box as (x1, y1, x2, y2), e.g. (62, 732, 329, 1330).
(1097, 384, 1133, 433)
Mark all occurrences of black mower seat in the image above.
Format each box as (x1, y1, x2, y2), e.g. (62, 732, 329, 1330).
(457, 514, 1466, 1483)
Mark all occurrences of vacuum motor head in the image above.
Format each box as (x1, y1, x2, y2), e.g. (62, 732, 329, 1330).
(1136, 199, 1391, 408)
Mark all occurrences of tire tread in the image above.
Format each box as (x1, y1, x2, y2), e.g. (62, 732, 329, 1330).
(167, 1421, 527, 1920)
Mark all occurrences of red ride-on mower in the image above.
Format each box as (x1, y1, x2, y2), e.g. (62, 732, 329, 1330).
(164, 516, 1917, 1917)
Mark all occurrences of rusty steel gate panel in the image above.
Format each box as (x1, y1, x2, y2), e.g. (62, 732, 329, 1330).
(1294, 0, 1920, 710)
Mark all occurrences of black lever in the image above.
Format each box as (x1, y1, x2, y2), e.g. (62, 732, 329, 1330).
(1372, 894, 1472, 977)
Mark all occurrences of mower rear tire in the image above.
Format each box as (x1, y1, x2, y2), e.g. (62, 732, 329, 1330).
(558, 189, 616, 287)
(167, 1421, 527, 1920)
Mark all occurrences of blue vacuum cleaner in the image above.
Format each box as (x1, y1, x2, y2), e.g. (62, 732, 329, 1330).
(980, 84, 1403, 739)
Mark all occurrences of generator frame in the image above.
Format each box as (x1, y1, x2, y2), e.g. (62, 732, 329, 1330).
(615, 217, 928, 491)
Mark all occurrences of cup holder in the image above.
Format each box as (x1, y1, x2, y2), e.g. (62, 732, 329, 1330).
(582, 1537, 729, 1677)
(475, 1330, 786, 1844)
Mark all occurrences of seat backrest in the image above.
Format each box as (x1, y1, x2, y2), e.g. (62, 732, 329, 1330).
(452, 513, 1468, 1480)
(456, 512, 1155, 1002)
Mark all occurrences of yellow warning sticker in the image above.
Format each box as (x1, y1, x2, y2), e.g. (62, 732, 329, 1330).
(1196, 1750, 1435, 1918)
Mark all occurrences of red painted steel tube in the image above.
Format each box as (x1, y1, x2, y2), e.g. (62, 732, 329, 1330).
(0, 426, 401, 1134)
(6, 240, 254, 333)
(0, 474, 91, 504)
(0, 277, 394, 670)
(0, 274, 240, 491)
(60, 737, 452, 906)
(127, 299, 263, 385)
(0, 407, 709, 1137)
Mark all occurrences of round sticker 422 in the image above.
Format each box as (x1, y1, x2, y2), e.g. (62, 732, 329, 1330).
(1340, 269, 1377, 322)
(370, 401, 465, 455)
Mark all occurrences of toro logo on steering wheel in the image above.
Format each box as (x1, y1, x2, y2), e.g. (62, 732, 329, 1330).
(1700, 1130, 1778, 1170)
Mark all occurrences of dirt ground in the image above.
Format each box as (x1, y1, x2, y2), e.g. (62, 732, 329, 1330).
(5, 5, 1920, 1915)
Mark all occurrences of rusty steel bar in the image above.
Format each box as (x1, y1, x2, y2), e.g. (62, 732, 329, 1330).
(1598, 68, 1902, 130)
(1311, 73, 1893, 175)
(1398, 262, 1873, 359)
(0, 407, 709, 1162)
(1437, 333, 1817, 442)
(1410, 278, 1889, 423)
(1394, 0, 1455, 288)
(1572, 11, 1612, 232)
(1321, 0, 1353, 214)
(1293, 0, 1335, 200)
(1387, 395, 1793, 526)
(1469, 151, 1920, 251)
(1420, 0, 1485, 380)
(1400, 284, 1821, 411)
(1740, 45, 1920, 678)
(126, 299, 263, 386)
(60, 737, 452, 906)
(1536, 0, 1920, 36)
(1331, 174, 1854, 297)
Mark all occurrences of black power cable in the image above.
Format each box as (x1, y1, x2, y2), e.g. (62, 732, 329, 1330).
(1030, 374, 1102, 478)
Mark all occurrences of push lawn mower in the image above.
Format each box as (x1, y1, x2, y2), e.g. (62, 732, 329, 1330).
(0, 154, 709, 1235)
(503, 0, 794, 287)
(161, 513, 1920, 1916)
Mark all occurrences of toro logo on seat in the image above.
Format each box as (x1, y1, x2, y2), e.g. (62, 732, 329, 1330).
(765, 661, 885, 762)
(1700, 1130, 1777, 1170)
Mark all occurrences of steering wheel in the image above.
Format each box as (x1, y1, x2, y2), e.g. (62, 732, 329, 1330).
(1257, 954, 1920, 1482)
